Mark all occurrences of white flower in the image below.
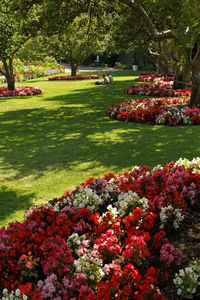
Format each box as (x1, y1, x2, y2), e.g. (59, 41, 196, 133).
(177, 288, 182, 295)
(15, 289, 20, 297)
(117, 191, 148, 216)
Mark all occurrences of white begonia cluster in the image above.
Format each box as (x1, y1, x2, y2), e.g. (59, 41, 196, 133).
(173, 262, 200, 298)
(174, 157, 200, 174)
(71, 187, 103, 211)
(132, 165, 140, 171)
(74, 252, 104, 284)
(183, 116, 193, 125)
(67, 233, 86, 250)
(99, 205, 120, 224)
(155, 107, 194, 125)
(159, 205, 184, 229)
(1, 289, 28, 300)
(155, 114, 165, 124)
(173, 208, 185, 229)
(117, 191, 149, 216)
(152, 164, 163, 173)
(136, 102, 146, 109)
(106, 204, 119, 217)
(104, 184, 120, 194)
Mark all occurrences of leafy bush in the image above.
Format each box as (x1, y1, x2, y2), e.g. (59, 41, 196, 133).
(40, 56, 59, 70)
(23, 65, 47, 79)
(114, 62, 132, 70)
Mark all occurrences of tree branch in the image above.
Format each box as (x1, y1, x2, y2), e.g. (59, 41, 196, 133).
(12, 35, 32, 56)
(120, 0, 174, 41)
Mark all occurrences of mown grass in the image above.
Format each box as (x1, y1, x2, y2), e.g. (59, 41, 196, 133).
(0, 70, 200, 227)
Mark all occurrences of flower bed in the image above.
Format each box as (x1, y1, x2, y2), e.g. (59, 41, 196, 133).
(0, 86, 43, 97)
(135, 73, 174, 83)
(48, 74, 100, 81)
(108, 98, 200, 125)
(124, 84, 191, 97)
(1, 158, 200, 299)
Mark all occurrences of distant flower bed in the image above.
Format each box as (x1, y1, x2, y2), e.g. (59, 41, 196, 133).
(1, 158, 200, 299)
(124, 84, 191, 97)
(108, 98, 200, 125)
(135, 73, 174, 83)
(0, 86, 43, 97)
(48, 74, 100, 81)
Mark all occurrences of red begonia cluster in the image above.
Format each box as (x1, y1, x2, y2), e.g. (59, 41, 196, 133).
(107, 98, 200, 125)
(0, 86, 43, 97)
(124, 84, 191, 97)
(48, 74, 100, 80)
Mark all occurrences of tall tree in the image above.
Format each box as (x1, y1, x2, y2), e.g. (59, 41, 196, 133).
(116, 0, 200, 106)
(0, 0, 91, 90)
(46, 13, 107, 76)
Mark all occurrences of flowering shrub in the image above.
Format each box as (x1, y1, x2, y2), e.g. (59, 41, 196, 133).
(0, 86, 43, 97)
(1, 158, 200, 298)
(124, 83, 191, 97)
(173, 259, 200, 298)
(48, 74, 100, 81)
(108, 98, 200, 125)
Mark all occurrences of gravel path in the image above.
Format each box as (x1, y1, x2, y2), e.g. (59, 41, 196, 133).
(61, 63, 118, 72)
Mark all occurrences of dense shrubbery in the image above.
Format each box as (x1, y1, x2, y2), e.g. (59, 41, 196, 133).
(1, 158, 200, 299)
(114, 62, 133, 70)
(0, 58, 64, 83)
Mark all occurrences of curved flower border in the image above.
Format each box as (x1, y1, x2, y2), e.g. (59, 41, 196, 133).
(124, 84, 191, 97)
(107, 98, 200, 126)
(1, 158, 200, 298)
(0, 86, 43, 97)
(48, 74, 100, 81)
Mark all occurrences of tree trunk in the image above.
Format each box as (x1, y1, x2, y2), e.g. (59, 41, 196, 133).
(173, 70, 187, 89)
(3, 58, 15, 91)
(70, 63, 78, 76)
(157, 60, 171, 76)
(190, 67, 200, 107)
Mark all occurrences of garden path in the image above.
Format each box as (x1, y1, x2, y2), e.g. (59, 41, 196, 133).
(61, 63, 118, 72)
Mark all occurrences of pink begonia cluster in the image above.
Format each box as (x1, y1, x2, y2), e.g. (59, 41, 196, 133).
(0, 86, 43, 97)
(0, 159, 200, 299)
(160, 243, 183, 268)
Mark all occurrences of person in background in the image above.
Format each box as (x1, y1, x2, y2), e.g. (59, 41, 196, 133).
(107, 73, 113, 83)
(103, 74, 110, 84)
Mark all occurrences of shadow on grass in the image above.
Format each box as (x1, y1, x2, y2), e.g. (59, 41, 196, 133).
(1, 74, 199, 223)
(1, 77, 200, 183)
(0, 186, 34, 225)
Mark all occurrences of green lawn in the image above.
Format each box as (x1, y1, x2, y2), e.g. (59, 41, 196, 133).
(0, 70, 200, 227)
